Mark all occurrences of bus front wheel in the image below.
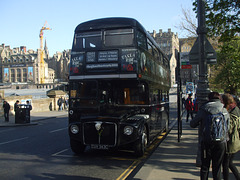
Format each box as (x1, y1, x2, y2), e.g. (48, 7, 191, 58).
(134, 126, 148, 157)
(70, 139, 86, 154)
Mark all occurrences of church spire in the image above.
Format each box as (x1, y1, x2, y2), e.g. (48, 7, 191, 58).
(44, 38, 49, 59)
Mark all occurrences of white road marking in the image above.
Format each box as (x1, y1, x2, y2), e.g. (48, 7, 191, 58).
(0, 137, 29, 146)
(52, 149, 71, 157)
(49, 127, 68, 133)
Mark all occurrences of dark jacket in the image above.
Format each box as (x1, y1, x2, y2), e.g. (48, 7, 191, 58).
(190, 99, 230, 142)
(185, 97, 194, 111)
(3, 102, 10, 113)
(14, 103, 19, 112)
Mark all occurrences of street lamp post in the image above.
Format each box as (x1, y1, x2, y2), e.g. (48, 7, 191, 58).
(196, 0, 211, 107)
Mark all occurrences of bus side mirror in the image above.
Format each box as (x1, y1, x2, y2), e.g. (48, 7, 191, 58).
(138, 84, 145, 93)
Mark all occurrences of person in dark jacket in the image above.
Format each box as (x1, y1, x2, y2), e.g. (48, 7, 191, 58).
(190, 92, 230, 180)
(14, 100, 19, 112)
(3, 100, 10, 122)
(58, 97, 63, 111)
(185, 93, 194, 122)
(222, 93, 240, 180)
(14, 100, 20, 123)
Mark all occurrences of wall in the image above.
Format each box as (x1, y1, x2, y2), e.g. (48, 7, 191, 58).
(0, 95, 55, 116)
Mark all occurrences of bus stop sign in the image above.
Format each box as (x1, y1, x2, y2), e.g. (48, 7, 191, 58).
(189, 36, 217, 65)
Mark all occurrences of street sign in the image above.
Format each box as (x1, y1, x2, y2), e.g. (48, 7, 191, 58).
(180, 52, 192, 69)
(189, 36, 217, 65)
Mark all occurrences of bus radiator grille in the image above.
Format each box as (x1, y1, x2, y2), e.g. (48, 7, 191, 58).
(83, 122, 116, 146)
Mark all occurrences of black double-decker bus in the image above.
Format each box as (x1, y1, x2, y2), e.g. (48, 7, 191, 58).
(68, 17, 171, 156)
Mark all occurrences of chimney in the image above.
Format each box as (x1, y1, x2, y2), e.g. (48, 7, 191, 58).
(20, 46, 26, 53)
(153, 30, 156, 38)
(159, 29, 162, 36)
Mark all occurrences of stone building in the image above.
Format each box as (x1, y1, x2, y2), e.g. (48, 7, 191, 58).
(48, 49, 70, 82)
(0, 43, 55, 84)
(150, 29, 179, 87)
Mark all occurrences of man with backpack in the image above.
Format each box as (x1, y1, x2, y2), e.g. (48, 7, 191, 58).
(190, 92, 230, 180)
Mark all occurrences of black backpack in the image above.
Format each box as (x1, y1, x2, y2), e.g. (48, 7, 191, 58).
(203, 111, 227, 143)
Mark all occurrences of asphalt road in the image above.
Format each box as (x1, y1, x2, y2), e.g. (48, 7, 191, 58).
(0, 91, 178, 180)
(0, 116, 147, 180)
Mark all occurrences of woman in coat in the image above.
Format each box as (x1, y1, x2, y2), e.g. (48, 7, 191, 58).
(222, 93, 240, 180)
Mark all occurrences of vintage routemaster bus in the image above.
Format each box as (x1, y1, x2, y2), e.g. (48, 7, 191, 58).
(68, 17, 171, 156)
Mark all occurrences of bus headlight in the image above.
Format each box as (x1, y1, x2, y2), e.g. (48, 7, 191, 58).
(124, 126, 133, 135)
(70, 125, 79, 134)
(69, 110, 74, 115)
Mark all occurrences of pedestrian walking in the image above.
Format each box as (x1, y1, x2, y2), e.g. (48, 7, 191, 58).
(222, 93, 240, 180)
(26, 100, 32, 123)
(58, 97, 63, 111)
(3, 100, 10, 122)
(190, 92, 230, 180)
(14, 100, 19, 112)
(182, 96, 186, 110)
(185, 93, 194, 122)
(64, 98, 69, 110)
(192, 96, 202, 167)
(26, 100, 32, 110)
(14, 100, 20, 123)
(193, 96, 199, 114)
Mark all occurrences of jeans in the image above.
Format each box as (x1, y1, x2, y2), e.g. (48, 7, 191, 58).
(186, 110, 193, 122)
(223, 153, 240, 180)
(4, 112, 9, 122)
(201, 141, 226, 180)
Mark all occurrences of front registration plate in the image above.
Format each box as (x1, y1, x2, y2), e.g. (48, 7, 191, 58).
(90, 144, 109, 150)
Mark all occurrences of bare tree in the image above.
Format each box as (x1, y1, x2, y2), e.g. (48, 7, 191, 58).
(176, 6, 197, 37)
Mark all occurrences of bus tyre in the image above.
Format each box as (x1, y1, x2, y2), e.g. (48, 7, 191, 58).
(70, 139, 85, 154)
(134, 126, 148, 157)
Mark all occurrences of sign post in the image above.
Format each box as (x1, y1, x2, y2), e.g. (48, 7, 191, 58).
(176, 49, 183, 142)
(189, 0, 217, 108)
(180, 52, 192, 69)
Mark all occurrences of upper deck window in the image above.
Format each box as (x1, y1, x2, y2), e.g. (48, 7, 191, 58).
(136, 30, 147, 49)
(105, 28, 134, 47)
(75, 31, 102, 49)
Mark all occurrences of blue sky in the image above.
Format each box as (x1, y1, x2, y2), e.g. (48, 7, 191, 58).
(0, 0, 195, 56)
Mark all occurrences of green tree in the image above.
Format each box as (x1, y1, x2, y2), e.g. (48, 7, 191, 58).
(193, 0, 240, 42)
(212, 37, 240, 94)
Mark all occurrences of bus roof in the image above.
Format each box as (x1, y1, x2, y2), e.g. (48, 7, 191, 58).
(75, 17, 146, 33)
(74, 17, 167, 60)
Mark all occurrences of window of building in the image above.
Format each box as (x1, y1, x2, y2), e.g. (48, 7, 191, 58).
(11, 69, 15, 82)
(17, 69, 21, 82)
(23, 68, 27, 82)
